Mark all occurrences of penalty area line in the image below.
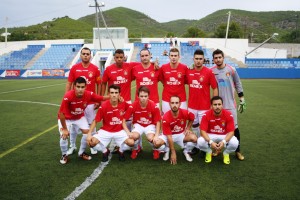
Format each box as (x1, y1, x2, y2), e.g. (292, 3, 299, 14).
(0, 124, 58, 158)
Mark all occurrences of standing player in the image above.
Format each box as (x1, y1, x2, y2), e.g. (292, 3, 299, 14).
(160, 48, 188, 115)
(101, 49, 138, 104)
(101, 49, 139, 152)
(211, 49, 246, 161)
(197, 96, 239, 164)
(66, 47, 101, 155)
(58, 77, 109, 164)
(87, 85, 135, 162)
(132, 48, 161, 107)
(101, 49, 139, 129)
(187, 49, 218, 137)
(122, 86, 161, 160)
(154, 96, 198, 165)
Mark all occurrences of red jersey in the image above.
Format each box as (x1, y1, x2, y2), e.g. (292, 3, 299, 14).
(132, 63, 161, 103)
(200, 109, 235, 135)
(95, 100, 132, 132)
(162, 108, 195, 135)
(187, 66, 217, 110)
(160, 63, 188, 102)
(68, 62, 101, 93)
(102, 62, 138, 102)
(125, 100, 161, 127)
(58, 90, 104, 120)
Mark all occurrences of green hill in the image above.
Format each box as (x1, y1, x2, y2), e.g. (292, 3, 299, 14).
(79, 7, 168, 37)
(1, 7, 299, 43)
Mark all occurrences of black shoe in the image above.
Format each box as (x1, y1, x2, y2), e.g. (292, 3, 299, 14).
(102, 148, 110, 162)
(199, 150, 206, 158)
(189, 147, 199, 156)
(119, 151, 125, 162)
(112, 146, 120, 154)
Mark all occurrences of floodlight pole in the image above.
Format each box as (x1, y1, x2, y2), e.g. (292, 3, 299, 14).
(97, 6, 116, 50)
(225, 11, 231, 48)
(296, 14, 299, 42)
(89, 0, 104, 50)
(5, 17, 8, 47)
(1, 17, 10, 48)
(245, 33, 279, 57)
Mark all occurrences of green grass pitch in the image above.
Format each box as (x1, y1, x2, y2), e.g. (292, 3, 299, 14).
(0, 79, 299, 200)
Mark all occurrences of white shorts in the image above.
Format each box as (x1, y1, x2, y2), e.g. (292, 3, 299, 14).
(84, 104, 96, 124)
(197, 134, 239, 153)
(159, 133, 185, 148)
(58, 116, 89, 136)
(132, 123, 156, 136)
(93, 129, 129, 148)
(162, 100, 187, 115)
(188, 108, 207, 125)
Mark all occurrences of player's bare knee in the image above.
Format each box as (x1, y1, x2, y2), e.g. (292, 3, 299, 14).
(146, 134, 154, 142)
(126, 138, 135, 147)
(89, 137, 99, 147)
(190, 134, 198, 143)
(132, 132, 140, 141)
(81, 129, 89, 134)
(153, 139, 164, 148)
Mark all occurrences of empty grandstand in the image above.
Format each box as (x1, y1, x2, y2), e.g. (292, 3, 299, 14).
(0, 35, 299, 78)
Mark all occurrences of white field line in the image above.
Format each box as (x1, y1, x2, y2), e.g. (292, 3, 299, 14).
(0, 83, 65, 94)
(0, 99, 60, 107)
(64, 145, 115, 200)
(0, 99, 113, 200)
(1, 83, 137, 199)
(65, 86, 137, 199)
(0, 100, 60, 158)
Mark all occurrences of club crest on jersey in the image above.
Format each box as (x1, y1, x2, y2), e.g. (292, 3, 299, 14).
(199, 76, 204, 82)
(150, 71, 155, 77)
(83, 102, 87, 108)
(221, 121, 226, 127)
(226, 72, 230, 77)
(177, 72, 182, 78)
(148, 113, 152, 118)
(119, 109, 125, 116)
(181, 120, 184, 125)
(88, 71, 94, 78)
(123, 70, 128, 76)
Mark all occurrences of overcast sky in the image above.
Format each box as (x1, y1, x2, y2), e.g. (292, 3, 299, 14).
(0, 0, 299, 28)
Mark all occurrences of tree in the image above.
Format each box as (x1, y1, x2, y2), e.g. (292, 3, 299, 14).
(166, 32, 175, 37)
(214, 22, 243, 38)
(281, 30, 300, 43)
(182, 27, 206, 38)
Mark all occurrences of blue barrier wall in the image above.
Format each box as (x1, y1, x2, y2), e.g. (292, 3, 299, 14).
(236, 68, 300, 79)
(0, 68, 300, 79)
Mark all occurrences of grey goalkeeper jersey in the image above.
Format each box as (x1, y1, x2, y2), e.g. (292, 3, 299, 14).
(211, 64, 244, 110)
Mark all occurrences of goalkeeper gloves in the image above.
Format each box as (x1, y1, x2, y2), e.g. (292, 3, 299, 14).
(238, 98, 247, 113)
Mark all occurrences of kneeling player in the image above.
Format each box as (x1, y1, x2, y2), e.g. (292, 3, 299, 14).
(87, 84, 134, 162)
(58, 77, 109, 164)
(123, 86, 161, 159)
(154, 96, 198, 165)
(197, 96, 239, 164)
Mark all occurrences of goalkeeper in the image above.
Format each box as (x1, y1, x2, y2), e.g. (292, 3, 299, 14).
(211, 49, 246, 161)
